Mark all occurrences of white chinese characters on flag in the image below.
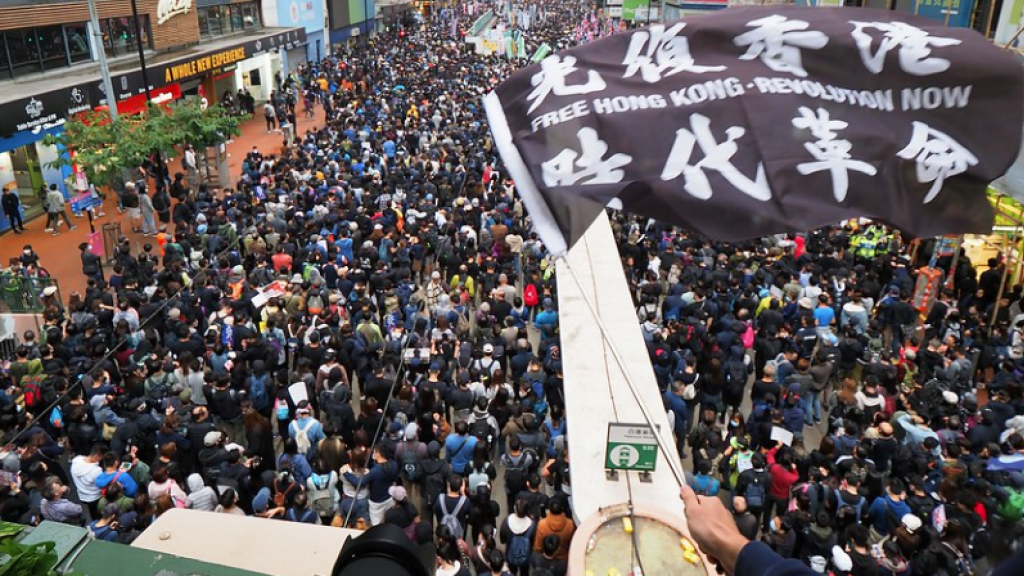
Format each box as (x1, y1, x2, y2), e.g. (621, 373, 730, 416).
(483, 7, 1023, 257)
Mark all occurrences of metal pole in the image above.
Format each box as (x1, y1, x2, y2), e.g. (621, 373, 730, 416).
(990, 231, 1014, 329)
(87, 0, 118, 119)
(984, 0, 998, 38)
(944, 234, 964, 291)
(1005, 22, 1024, 49)
(130, 0, 164, 191)
(130, 0, 152, 102)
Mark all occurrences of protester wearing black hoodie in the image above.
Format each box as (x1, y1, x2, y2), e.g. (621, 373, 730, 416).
(418, 441, 449, 524)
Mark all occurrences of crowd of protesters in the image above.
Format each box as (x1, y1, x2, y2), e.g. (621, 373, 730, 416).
(0, 5, 584, 576)
(642, 219, 1024, 576)
(1, 2, 1024, 576)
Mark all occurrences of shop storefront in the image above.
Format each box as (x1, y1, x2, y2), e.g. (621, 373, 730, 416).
(235, 52, 281, 103)
(0, 25, 307, 232)
(135, 27, 305, 104)
(0, 129, 72, 226)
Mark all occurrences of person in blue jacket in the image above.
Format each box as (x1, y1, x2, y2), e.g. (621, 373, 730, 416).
(445, 421, 478, 475)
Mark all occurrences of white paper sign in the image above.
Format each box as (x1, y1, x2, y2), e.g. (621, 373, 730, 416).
(771, 426, 794, 446)
(288, 382, 309, 406)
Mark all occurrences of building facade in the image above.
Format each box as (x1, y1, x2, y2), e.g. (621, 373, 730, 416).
(328, 0, 378, 45)
(260, 0, 328, 71)
(0, 0, 306, 231)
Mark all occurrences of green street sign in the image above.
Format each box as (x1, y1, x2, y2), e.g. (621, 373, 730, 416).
(605, 423, 659, 471)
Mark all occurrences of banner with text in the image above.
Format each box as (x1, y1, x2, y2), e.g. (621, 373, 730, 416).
(484, 7, 1023, 256)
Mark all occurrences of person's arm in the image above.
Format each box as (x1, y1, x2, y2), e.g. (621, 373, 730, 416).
(993, 548, 1024, 576)
(680, 485, 818, 576)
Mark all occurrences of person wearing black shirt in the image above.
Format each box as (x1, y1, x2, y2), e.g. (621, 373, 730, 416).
(79, 243, 103, 283)
(518, 474, 549, 521)
(751, 368, 781, 406)
(1, 188, 24, 233)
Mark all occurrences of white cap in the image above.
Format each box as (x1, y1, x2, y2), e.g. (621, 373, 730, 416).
(204, 431, 223, 447)
(901, 513, 923, 533)
(942, 391, 959, 404)
(831, 545, 853, 572)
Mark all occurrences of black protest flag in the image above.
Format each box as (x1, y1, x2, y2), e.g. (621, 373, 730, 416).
(484, 6, 1023, 256)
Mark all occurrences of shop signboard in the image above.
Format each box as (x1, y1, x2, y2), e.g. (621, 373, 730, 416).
(914, 0, 975, 27)
(0, 28, 306, 138)
(622, 0, 659, 21)
(277, 0, 324, 36)
(156, 0, 194, 25)
(8, 84, 96, 135)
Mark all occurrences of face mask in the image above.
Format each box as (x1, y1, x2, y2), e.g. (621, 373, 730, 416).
(729, 420, 739, 428)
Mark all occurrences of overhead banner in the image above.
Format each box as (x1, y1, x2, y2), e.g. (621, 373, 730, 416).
(484, 7, 1023, 256)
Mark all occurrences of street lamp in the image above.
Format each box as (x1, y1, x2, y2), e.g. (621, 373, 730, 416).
(129, 0, 166, 191)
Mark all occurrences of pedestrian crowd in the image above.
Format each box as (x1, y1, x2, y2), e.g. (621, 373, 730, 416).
(644, 219, 1024, 575)
(0, 4, 587, 576)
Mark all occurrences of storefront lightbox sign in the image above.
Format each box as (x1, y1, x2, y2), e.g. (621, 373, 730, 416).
(157, 0, 193, 25)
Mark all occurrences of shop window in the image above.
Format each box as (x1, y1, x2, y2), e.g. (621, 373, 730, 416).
(199, 2, 259, 37)
(7, 30, 41, 77)
(198, 8, 210, 37)
(242, 3, 261, 29)
(37, 26, 68, 71)
(105, 16, 150, 57)
(206, 5, 230, 36)
(65, 23, 90, 63)
(230, 4, 244, 32)
(0, 34, 10, 79)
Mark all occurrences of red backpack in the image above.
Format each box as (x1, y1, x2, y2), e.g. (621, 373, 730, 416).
(21, 375, 45, 410)
(524, 284, 539, 307)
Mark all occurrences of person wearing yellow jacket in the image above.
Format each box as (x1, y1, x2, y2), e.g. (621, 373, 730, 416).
(449, 265, 476, 299)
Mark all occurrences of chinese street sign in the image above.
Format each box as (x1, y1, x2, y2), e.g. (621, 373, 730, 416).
(606, 423, 659, 471)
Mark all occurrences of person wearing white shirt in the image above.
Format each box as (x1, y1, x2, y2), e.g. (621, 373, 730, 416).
(70, 445, 104, 518)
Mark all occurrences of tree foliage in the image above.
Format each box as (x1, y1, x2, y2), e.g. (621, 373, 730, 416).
(42, 101, 247, 187)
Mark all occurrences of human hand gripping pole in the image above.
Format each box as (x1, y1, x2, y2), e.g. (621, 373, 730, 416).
(679, 484, 750, 576)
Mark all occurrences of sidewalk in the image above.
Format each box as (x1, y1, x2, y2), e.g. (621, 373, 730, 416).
(0, 108, 326, 297)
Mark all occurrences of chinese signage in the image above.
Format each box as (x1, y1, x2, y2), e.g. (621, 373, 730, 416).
(483, 7, 1023, 257)
(156, 0, 193, 25)
(606, 423, 659, 471)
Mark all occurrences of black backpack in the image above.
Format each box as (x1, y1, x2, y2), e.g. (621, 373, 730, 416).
(422, 460, 448, 500)
(470, 417, 492, 443)
(726, 359, 748, 391)
(502, 451, 531, 496)
(399, 441, 422, 483)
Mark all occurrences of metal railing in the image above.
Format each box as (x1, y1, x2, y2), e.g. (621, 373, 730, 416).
(0, 276, 60, 314)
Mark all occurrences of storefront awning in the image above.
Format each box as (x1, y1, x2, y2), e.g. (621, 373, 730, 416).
(0, 27, 307, 139)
